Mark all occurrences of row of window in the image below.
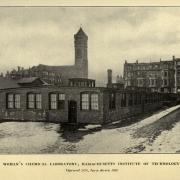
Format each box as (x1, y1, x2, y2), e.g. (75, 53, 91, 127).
(109, 92, 163, 110)
(126, 64, 172, 71)
(126, 79, 170, 87)
(6, 92, 99, 111)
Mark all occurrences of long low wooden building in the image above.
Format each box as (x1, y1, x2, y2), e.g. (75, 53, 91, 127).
(0, 77, 166, 124)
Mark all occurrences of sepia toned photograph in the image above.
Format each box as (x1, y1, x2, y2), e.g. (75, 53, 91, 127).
(0, 6, 180, 154)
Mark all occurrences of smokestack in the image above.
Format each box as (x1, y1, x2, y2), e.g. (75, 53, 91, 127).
(17, 66, 21, 72)
(173, 55, 175, 61)
(107, 69, 112, 87)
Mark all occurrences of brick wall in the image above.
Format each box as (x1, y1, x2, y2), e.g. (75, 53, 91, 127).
(0, 86, 103, 124)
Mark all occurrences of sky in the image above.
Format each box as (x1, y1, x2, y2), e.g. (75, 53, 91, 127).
(1, 7, 180, 83)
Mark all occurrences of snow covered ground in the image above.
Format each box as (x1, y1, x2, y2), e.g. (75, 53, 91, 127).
(0, 105, 180, 154)
(144, 123, 180, 153)
(76, 105, 180, 153)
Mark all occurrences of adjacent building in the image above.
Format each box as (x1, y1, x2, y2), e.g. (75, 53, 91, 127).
(0, 28, 178, 124)
(5, 28, 88, 86)
(124, 56, 180, 93)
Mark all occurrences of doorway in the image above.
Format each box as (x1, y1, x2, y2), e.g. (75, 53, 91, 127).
(68, 100, 77, 123)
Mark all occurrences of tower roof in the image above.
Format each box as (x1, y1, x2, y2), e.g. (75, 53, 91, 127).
(74, 27, 88, 38)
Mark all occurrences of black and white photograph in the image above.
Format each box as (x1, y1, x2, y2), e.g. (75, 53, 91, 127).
(0, 6, 180, 154)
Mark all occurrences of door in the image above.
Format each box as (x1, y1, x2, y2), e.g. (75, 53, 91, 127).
(68, 100, 77, 123)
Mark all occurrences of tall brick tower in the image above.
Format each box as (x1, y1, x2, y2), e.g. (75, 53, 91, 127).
(74, 27, 88, 78)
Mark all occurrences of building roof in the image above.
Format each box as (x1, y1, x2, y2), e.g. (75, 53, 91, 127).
(74, 27, 88, 38)
(18, 77, 48, 85)
(18, 77, 39, 84)
(69, 78, 95, 82)
(125, 59, 173, 65)
(0, 77, 20, 90)
(34, 64, 74, 72)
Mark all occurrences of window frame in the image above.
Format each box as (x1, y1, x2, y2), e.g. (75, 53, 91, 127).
(91, 93, 99, 110)
(81, 93, 89, 110)
(80, 92, 99, 111)
(121, 93, 127, 107)
(109, 92, 116, 110)
(49, 92, 66, 110)
(6, 93, 21, 109)
(27, 93, 42, 109)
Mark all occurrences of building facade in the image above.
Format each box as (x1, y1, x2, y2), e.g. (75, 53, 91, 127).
(124, 56, 180, 93)
(0, 83, 165, 124)
(0, 72, 169, 124)
(5, 28, 88, 86)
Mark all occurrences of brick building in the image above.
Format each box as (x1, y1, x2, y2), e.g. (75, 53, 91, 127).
(5, 28, 88, 85)
(124, 56, 180, 93)
(0, 72, 166, 124)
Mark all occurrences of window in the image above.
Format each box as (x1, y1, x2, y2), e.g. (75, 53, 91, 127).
(28, 94, 35, 109)
(81, 93, 89, 110)
(121, 93, 127, 107)
(150, 79, 156, 86)
(36, 94, 42, 109)
(137, 94, 141, 105)
(177, 70, 180, 75)
(127, 72, 131, 77)
(91, 94, 99, 110)
(109, 93, 116, 109)
(7, 94, 14, 109)
(7, 94, 21, 109)
(58, 93, 65, 109)
(127, 80, 131, 86)
(50, 94, 57, 109)
(27, 93, 42, 109)
(14, 94, 20, 109)
(163, 79, 168, 86)
(145, 94, 148, 104)
(80, 93, 99, 111)
(128, 93, 133, 106)
(134, 93, 137, 105)
(137, 78, 143, 87)
(164, 71, 168, 77)
(49, 93, 65, 110)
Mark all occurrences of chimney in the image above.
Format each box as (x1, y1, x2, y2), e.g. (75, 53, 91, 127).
(173, 55, 175, 61)
(116, 75, 120, 83)
(17, 66, 21, 72)
(107, 69, 112, 87)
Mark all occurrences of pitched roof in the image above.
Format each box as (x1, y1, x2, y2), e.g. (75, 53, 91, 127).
(37, 64, 74, 72)
(18, 77, 40, 84)
(0, 77, 20, 90)
(74, 27, 88, 38)
(18, 77, 48, 85)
